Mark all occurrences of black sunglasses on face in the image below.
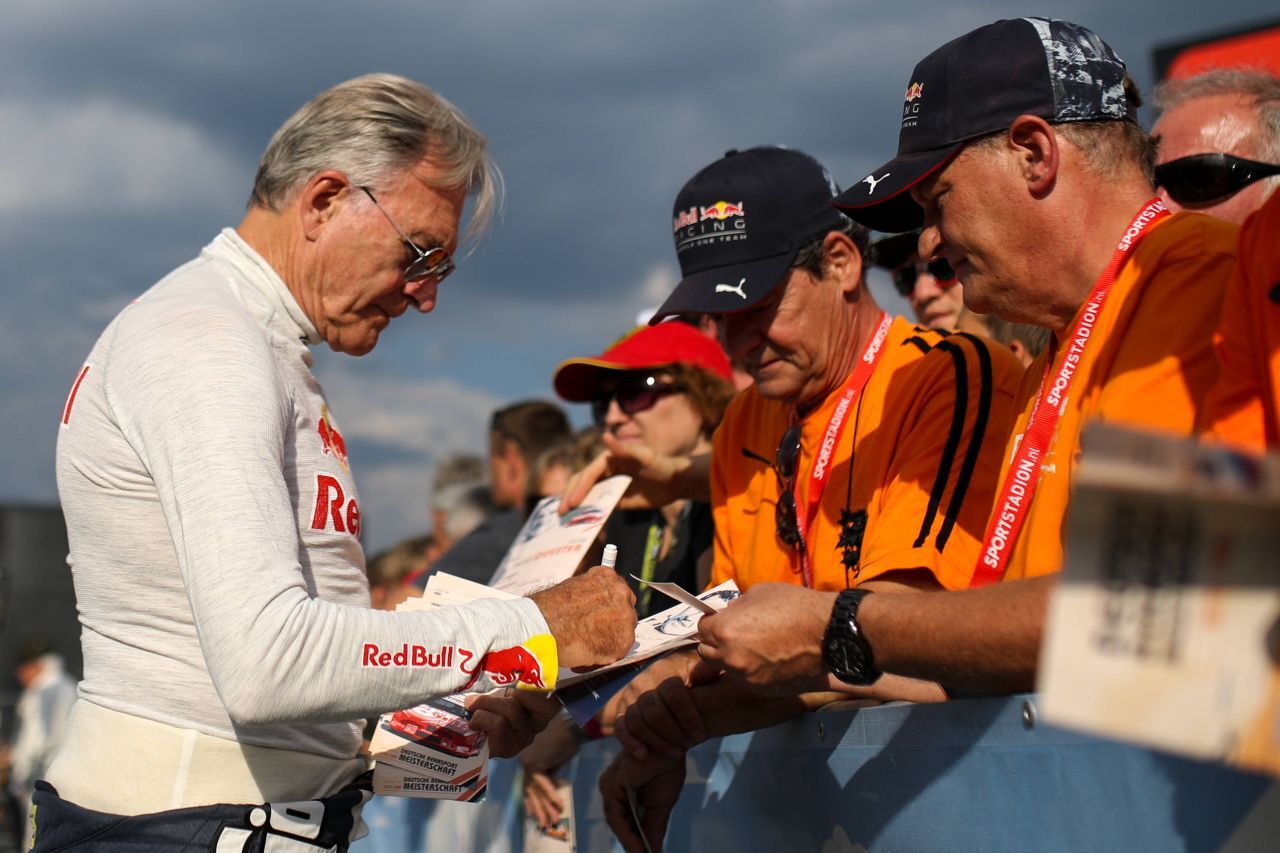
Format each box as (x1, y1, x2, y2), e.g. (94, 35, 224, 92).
(891, 258, 956, 296)
(1154, 153, 1280, 207)
(591, 374, 682, 425)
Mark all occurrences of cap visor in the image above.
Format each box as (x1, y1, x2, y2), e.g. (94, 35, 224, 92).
(649, 251, 796, 324)
(834, 145, 962, 233)
(553, 358, 631, 402)
(868, 231, 921, 270)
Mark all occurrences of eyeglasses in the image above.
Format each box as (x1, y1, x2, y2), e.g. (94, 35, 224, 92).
(1154, 153, 1280, 207)
(591, 374, 683, 425)
(358, 186, 456, 285)
(772, 424, 803, 550)
(891, 258, 956, 296)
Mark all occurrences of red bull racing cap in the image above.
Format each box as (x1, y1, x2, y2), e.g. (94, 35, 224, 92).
(650, 146, 850, 323)
(835, 17, 1137, 233)
(553, 321, 733, 402)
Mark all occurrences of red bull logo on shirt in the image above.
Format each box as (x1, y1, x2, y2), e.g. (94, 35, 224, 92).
(461, 634, 558, 692)
(317, 405, 349, 471)
(905, 82, 925, 102)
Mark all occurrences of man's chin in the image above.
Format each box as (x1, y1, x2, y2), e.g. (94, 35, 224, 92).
(330, 332, 380, 357)
(751, 369, 802, 405)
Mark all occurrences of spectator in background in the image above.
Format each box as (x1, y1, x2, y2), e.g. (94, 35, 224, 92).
(1152, 68, 1280, 224)
(366, 534, 432, 611)
(872, 230, 1049, 366)
(426, 401, 571, 586)
(424, 452, 487, 561)
(982, 316, 1051, 369)
(425, 481, 493, 562)
(870, 230, 989, 335)
(554, 322, 736, 616)
(9, 638, 76, 847)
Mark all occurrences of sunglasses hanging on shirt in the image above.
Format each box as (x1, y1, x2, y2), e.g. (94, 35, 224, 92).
(1154, 153, 1280, 207)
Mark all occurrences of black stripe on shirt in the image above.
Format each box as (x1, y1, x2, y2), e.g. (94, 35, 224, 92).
(935, 334, 994, 550)
(903, 335, 934, 354)
(914, 341, 968, 548)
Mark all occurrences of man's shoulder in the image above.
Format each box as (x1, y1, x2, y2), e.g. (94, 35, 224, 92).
(1140, 212, 1239, 269)
(111, 254, 265, 354)
(883, 322, 1023, 400)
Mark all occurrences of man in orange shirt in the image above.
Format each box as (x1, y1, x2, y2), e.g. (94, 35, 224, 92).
(1202, 189, 1280, 448)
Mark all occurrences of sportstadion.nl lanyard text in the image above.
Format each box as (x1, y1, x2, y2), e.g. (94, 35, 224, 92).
(970, 199, 1171, 586)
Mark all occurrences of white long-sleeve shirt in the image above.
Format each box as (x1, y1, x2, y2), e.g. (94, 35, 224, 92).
(53, 230, 548, 794)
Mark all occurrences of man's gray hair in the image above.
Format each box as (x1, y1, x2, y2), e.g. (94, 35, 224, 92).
(249, 73, 502, 240)
(1153, 68, 1280, 164)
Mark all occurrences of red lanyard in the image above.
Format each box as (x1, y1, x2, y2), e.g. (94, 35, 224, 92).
(794, 311, 892, 587)
(971, 199, 1170, 587)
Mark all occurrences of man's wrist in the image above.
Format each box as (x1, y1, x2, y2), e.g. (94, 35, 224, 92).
(822, 589, 881, 685)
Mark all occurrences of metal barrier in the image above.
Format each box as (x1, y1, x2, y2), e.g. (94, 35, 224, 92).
(357, 694, 1278, 851)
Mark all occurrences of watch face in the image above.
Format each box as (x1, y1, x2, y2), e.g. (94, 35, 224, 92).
(843, 633, 871, 680)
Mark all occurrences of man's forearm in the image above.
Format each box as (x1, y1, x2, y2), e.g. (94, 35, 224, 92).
(860, 575, 1054, 693)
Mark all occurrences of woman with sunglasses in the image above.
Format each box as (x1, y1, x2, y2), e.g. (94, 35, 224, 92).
(553, 321, 736, 618)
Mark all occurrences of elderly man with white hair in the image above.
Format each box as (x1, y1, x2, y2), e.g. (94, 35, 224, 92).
(43, 74, 636, 850)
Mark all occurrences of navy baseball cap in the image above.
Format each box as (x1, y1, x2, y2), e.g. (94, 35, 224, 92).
(835, 17, 1136, 233)
(651, 146, 850, 322)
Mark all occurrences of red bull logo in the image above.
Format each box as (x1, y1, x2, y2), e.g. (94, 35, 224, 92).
(318, 405, 349, 471)
(699, 200, 745, 222)
(905, 82, 925, 102)
(461, 634, 558, 692)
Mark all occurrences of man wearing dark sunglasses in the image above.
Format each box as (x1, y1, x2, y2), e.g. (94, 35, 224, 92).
(871, 229, 985, 333)
(47, 74, 638, 845)
(1152, 68, 1280, 224)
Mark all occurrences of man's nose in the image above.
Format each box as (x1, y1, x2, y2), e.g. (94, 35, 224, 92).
(720, 314, 758, 361)
(917, 226, 944, 263)
(405, 278, 438, 313)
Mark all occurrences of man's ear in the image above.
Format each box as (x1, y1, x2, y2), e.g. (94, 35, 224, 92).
(823, 230, 865, 298)
(1007, 115, 1058, 196)
(297, 170, 353, 240)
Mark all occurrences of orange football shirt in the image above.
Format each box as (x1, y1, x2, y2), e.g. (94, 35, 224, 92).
(1201, 191, 1280, 450)
(711, 316, 1022, 592)
(995, 212, 1239, 581)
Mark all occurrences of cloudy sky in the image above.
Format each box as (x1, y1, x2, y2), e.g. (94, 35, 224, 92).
(0, 1, 1271, 553)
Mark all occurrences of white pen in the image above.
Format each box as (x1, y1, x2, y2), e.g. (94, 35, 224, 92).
(601, 543, 618, 569)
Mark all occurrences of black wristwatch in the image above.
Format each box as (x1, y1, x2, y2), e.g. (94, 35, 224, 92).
(822, 589, 881, 685)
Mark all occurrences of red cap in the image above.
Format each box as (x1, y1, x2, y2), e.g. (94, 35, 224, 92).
(553, 322, 733, 402)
